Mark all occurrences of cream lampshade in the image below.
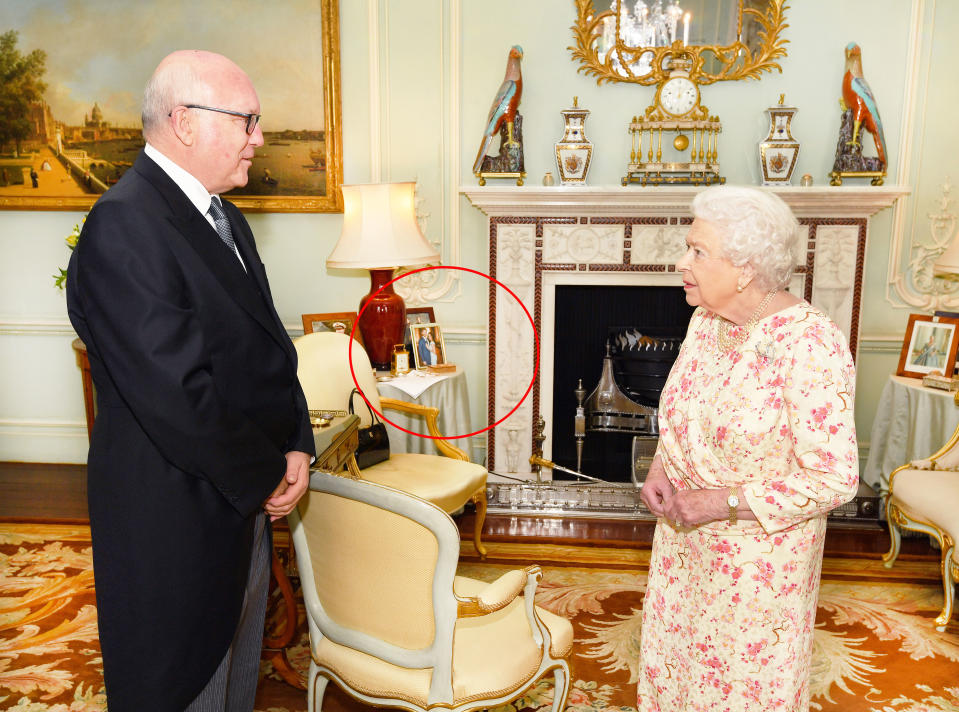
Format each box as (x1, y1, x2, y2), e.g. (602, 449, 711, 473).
(934, 226, 959, 278)
(327, 182, 440, 369)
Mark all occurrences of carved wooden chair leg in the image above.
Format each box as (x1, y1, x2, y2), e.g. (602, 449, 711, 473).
(935, 542, 957, 632)
(882, 499, 902, 568)
(472, 489, 488, 559)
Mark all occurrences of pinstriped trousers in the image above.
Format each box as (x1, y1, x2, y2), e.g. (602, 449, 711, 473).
(186, 511, 270, 712)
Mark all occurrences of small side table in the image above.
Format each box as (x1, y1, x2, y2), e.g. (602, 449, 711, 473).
(263, 414, 360, 689)
(863, 374, 959, 497)
(375, 368, 472, 455)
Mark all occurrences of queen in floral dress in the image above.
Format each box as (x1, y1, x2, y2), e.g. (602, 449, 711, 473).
(638, 186, 859, 712)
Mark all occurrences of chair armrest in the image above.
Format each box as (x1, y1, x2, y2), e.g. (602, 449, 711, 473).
(456, 567, 538, 618)
(379, 396, 470, 461)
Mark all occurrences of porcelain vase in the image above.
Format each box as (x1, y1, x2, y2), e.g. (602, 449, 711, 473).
(555, 99, 593, 184)
(759, 101, 800, 185)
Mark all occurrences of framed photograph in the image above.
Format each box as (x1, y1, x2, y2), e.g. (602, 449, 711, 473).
(0, 0, 343, 212)
(403, 307, 435, 356)
(302, 312, 359, 342)
(410, 322, 447, 370)
(896, 314, 959, 379)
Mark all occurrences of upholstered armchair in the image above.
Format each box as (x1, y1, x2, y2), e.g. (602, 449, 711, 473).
(294, 331, 488, 556)
(884, 406, 959, 631)
(289, 470, 573, 712)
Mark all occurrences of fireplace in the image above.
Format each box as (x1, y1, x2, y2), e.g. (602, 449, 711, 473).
(550, 284, 693, 481)
(465, 185, 906, 483)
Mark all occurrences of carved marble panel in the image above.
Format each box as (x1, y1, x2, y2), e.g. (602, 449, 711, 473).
(493, 224, 536, 473)
(811, 225, 859, 345)
(631, 224, 688, 265)
(542, 224, 624, 264)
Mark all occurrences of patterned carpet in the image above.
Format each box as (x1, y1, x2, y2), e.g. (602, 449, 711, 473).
(1, 523, 958, 712)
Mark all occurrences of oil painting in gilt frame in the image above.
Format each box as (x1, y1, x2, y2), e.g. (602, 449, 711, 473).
(896, 313, 959, 379)
(0, 0, 343, 212)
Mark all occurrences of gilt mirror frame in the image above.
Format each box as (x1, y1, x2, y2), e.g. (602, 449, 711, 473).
(570, 0, 789, 86)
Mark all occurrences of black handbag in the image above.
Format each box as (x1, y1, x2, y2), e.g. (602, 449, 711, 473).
(349, 389, 390, 469)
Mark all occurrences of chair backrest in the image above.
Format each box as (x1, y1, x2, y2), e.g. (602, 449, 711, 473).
(294, 331, 382, 427)
(290, 471, 461, 701)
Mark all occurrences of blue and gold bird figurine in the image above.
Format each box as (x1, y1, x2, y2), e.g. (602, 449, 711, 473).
(473, 45, 524, 176)
(841, 42, 887, 168)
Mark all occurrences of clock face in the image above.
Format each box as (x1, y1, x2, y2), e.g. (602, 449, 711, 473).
(659, 76, 698, 116)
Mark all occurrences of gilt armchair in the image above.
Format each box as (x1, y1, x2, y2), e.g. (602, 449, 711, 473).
(288, 470, 572, 712)
(294, 331, 488, 556)
(884, 398, 959, 631)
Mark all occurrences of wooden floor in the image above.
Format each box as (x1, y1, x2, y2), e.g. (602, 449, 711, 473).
(0, 461, 937, 560)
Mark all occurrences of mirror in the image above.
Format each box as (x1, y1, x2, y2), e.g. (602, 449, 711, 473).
(570, 0, 789, 85)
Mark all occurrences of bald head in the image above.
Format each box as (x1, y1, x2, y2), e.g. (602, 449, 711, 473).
(142, 50, 246, 141)
(140, 50, 263, 194)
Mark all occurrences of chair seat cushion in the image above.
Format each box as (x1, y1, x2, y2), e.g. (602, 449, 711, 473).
(313, 575, 572, 709)
(891, 468, 959, 561)
(361, 454, 487, 514)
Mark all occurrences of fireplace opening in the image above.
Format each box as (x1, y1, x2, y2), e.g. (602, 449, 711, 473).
(551, 284, 694, 482)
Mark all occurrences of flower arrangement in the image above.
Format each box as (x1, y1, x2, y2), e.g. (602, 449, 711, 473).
(54, 216, 84, 290)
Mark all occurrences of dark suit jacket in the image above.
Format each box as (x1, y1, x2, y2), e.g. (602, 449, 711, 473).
(66, 151, 314, 711)
(418, 336, 431, 367)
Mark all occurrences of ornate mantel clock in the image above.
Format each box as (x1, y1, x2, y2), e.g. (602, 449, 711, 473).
(623, 57, 723, 186)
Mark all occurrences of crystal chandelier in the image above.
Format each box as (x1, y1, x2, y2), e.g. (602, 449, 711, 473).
(598, 0, 687, 76)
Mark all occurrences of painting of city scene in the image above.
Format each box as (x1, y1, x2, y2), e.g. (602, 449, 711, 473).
(0, 0, 342, 212)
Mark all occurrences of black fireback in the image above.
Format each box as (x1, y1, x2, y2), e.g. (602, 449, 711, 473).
(551, 285, 694, 481)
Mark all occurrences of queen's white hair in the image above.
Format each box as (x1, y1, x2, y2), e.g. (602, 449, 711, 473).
(691, 186, 799, 291)
(141, 58, 212, 140)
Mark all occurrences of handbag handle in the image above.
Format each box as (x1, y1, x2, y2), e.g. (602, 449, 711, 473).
(348, 388, 381, 424)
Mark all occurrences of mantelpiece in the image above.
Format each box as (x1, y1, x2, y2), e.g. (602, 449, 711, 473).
(463, 185, 908, 481)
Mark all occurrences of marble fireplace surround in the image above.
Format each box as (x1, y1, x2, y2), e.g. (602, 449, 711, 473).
(463, 186, 908, 481)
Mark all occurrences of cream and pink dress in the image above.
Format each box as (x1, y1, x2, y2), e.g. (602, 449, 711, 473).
(637, 303, 859, 711)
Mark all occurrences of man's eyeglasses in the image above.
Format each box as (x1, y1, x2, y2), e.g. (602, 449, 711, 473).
(170, 104, 261, 134)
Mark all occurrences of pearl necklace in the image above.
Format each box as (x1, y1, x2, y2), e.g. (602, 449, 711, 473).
(717, 290, 778, 352)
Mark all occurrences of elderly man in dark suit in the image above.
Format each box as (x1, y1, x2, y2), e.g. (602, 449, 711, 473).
(66, 50, 315, 711)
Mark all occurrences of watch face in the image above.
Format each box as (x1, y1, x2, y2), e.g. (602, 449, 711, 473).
(727, 494, 740, 508)
(660, 77, 698, 116)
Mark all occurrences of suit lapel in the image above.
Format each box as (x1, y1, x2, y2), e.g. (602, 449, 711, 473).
(222, 201, 297, 355)
(133, 153, 284, 349)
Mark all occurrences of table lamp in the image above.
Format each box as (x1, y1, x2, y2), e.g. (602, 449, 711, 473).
(327, 182, 440, 369)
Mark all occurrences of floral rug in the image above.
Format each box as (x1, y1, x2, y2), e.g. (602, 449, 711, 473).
(1, 524, 957, 712)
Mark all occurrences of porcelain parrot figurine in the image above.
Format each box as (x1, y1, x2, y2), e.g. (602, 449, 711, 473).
(472, 45, 524, 175)
(840, 42, 887, 167)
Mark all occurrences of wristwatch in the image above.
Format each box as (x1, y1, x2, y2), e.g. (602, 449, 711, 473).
(727, 488, 740, 525)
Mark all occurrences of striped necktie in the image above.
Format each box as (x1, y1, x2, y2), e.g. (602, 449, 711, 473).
(207, 197, 240, 259)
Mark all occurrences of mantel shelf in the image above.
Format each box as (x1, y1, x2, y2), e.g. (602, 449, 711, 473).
(462, 184, 910, 218)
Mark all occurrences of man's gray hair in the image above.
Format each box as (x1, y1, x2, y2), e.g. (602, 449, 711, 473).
(141, 59, 211, 140)
(691, 186, 800, 291)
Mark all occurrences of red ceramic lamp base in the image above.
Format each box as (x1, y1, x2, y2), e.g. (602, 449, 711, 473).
(358, 268, 406, 370)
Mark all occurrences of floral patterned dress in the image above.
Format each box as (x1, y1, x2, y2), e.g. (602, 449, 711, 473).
(637, 302, 859, 712)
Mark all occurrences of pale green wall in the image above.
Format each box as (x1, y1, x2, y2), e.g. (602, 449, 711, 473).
(0, 1, 952, 465)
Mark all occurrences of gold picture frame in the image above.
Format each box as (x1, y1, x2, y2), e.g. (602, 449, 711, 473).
(410, 322, 447, 370)
(302, 311, 361, 344)
(0, 0, 343, 213)
(896, 313, 959, 380)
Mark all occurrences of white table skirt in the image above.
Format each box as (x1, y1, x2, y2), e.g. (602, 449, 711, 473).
(375, 368, 473, 458)
(862, 375, 959, 496)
